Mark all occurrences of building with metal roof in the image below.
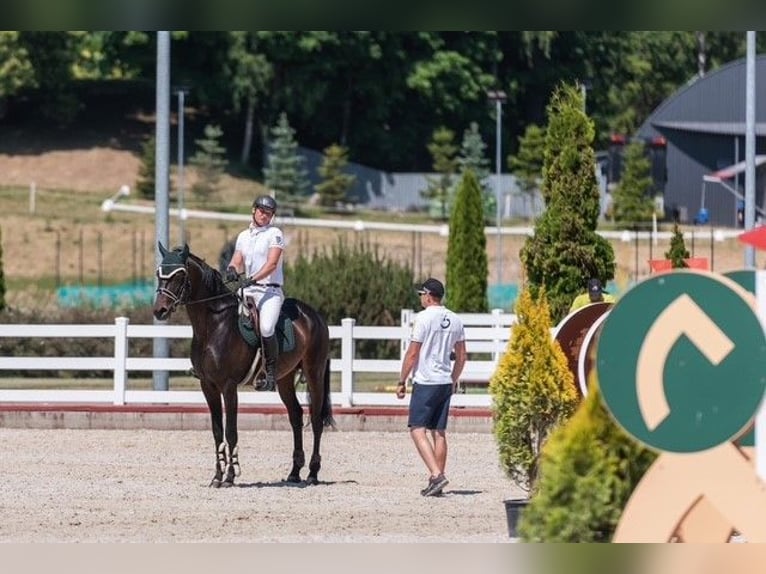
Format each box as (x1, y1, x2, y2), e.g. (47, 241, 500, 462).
(637, 55, 766, 227)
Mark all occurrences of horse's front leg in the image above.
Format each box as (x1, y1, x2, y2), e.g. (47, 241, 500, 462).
(201, 380, 226, 488)
(278, 376, 305, 483)
(221, 384, 241, 487)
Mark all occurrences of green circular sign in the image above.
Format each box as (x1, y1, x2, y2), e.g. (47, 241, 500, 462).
(597, 270, 766, 453)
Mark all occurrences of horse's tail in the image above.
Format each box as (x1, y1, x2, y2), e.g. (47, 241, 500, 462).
(322, 357, 336, 429)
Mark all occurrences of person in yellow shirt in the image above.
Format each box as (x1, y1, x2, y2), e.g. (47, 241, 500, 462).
(569, 277, 616, 313)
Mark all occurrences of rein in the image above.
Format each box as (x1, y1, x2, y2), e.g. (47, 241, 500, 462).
(156, 263, 240, 311)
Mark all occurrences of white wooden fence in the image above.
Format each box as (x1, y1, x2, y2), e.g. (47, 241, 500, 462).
(0, 309, 515, 409)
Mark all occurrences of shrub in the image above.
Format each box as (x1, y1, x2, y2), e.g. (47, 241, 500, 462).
(665, 222, 690, 268)
(518, 379, 656, 542)
(489, 286, 579, 493)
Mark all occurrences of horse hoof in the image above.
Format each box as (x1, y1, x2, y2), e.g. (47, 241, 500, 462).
(221, 481, 234, 488)
(286, 474, 301, 483)
(209, 479, 222, 488)
(306, 476, 319, 486)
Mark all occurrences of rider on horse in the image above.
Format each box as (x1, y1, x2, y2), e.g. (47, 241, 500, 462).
(225, 194, 285, 391)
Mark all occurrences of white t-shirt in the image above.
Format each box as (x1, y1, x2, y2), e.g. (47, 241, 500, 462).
(409, 305, 465, 385)
(234, 223, 285, 286)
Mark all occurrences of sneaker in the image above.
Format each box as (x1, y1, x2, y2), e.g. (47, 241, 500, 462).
(421, 474, 449, 497)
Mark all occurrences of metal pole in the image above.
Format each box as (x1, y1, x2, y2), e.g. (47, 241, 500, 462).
(745, 31, 756, 268)
(177, 89, 186, 245)
(495, 97, 502, 286)
(153, 31, 171, 392)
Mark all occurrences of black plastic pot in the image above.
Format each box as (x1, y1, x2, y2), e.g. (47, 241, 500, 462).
(504, 498, 529, 538)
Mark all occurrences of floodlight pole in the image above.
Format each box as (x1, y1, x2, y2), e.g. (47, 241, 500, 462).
(174, 87, 189, 245)
(745, 31, 756, 268)
(488, 89, 507, 286)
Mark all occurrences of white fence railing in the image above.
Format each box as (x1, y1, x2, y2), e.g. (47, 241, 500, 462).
(0, 309, 515, 409)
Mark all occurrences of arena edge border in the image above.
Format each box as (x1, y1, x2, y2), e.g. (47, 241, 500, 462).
(0, 404, 492, 433)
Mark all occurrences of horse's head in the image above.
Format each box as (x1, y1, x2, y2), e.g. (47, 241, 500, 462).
(153, 242, 191, 320)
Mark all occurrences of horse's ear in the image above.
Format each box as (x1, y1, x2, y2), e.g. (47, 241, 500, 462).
(182, 243, 190, 261)
(158, 242, 169, 257)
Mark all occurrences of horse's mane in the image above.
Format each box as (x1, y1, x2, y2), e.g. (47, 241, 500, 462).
(182, 249, 229, 297)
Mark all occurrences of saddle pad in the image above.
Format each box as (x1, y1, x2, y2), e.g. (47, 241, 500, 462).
(237, 308, 296, 353)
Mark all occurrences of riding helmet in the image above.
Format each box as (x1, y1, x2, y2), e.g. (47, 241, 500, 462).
(253, 195, 277, 213)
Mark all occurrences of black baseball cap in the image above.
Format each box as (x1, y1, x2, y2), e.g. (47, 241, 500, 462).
(588, 278, 605, 295)
(417, 278, 445, 298)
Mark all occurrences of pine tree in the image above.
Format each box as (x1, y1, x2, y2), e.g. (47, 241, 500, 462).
(612, 140, 655, 224)
(520, 83, 616, 323)
(508, 124, 545, 219)
(315, 143, 356, 207)
(665, 222, 690, 268)
(489, 286, 579, 493)
(0, 225, 6, 311)
(422, 127, 458, 220)
(445, 169, 488, 312)
(263, 112, 310, 207)
(135, 136, 156, 200)
(188, 124, 227, 204)
(457, 122, 493, 222)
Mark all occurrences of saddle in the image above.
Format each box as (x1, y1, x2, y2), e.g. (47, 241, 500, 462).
(237, 298, 297, 353)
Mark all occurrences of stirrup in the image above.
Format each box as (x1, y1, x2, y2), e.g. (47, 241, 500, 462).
(254, 374, 275, 392)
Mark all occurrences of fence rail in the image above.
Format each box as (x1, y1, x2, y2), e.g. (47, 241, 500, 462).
(0, 310, 516, 409)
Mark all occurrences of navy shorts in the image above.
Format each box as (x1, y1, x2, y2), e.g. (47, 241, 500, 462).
(408, 383, 453, 430)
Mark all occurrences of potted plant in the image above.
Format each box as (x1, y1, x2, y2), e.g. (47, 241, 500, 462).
(489, 286, 580, 537)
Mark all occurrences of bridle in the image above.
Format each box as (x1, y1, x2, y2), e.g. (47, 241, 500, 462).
(156, 264, 191, 313)
(156, 262, 239, 312)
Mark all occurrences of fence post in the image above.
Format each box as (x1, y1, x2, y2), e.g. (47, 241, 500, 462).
(340, 317, 355, 408)
(491, 308, 503, 363)
(400, 308, 413, 360)
(113, 316, 129, 405)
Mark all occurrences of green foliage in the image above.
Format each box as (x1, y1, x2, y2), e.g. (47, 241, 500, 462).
(0, 32, 34, 100)
(423, 126, 458, 220)
(521, 82, 616, 323)
(135, 136, 156, 200)
(188, 124, 228, 204)
(285, 238, 418, 359)
(612, 141, 655, 223)
(0, 226, 5, 311)
(315, 144, 356, 207)
(445, 170, 488, 312)
(457, 122, 494, 222)
(518, 380, 656, 542)
(263, 112, 310, 207)
(665, 222, 690, 267)
(508, 123, 545, 218)
(489, 286, 579, 492)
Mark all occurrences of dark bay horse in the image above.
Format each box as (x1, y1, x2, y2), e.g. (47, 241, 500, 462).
(152, 243, 334, 487)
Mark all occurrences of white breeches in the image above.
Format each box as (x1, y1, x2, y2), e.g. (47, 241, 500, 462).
(244, 288, 284, 337)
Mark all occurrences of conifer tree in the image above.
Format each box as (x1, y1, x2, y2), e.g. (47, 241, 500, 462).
(612, 140, 655, 224)
(518, 380, 656, 542)
(445, 169, 488, 312)
(489, 286, 579, 493)
(315, 143, 356, 207)
(665, 222, 690, 268)
(188, 124, 227, 204)
(508, 123, 545, 219)
(135, 135, 156, 200)
(422, 126, 458, 220)
(521, 83, 616, 323)
(263, 112, 310, 207)
(457, 122, 494, 222)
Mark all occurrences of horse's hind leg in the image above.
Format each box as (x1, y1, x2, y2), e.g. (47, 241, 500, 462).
(277, 373, 305, 483)
(201, 381, 225, 488)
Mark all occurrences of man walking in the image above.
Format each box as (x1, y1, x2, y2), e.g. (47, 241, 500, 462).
(396, 278, 466, 497)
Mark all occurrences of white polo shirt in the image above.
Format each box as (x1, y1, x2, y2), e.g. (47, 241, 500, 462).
(410, 305, 465, 385)
(234, 223, 285, 285)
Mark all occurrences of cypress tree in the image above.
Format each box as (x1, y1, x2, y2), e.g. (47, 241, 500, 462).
(520, 82, 616, 323)
(445, 169, 488, 312)
(508, 123, 545, 220)
(188, 124, 227, 204)
(489, 286, 578, 493)
(135, 135, 156, 200)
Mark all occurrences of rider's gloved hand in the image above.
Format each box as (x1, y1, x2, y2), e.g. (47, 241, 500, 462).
(225, 266, 239, 283)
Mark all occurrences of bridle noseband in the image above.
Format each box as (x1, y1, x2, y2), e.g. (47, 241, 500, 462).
(156, 264, 191, 312)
